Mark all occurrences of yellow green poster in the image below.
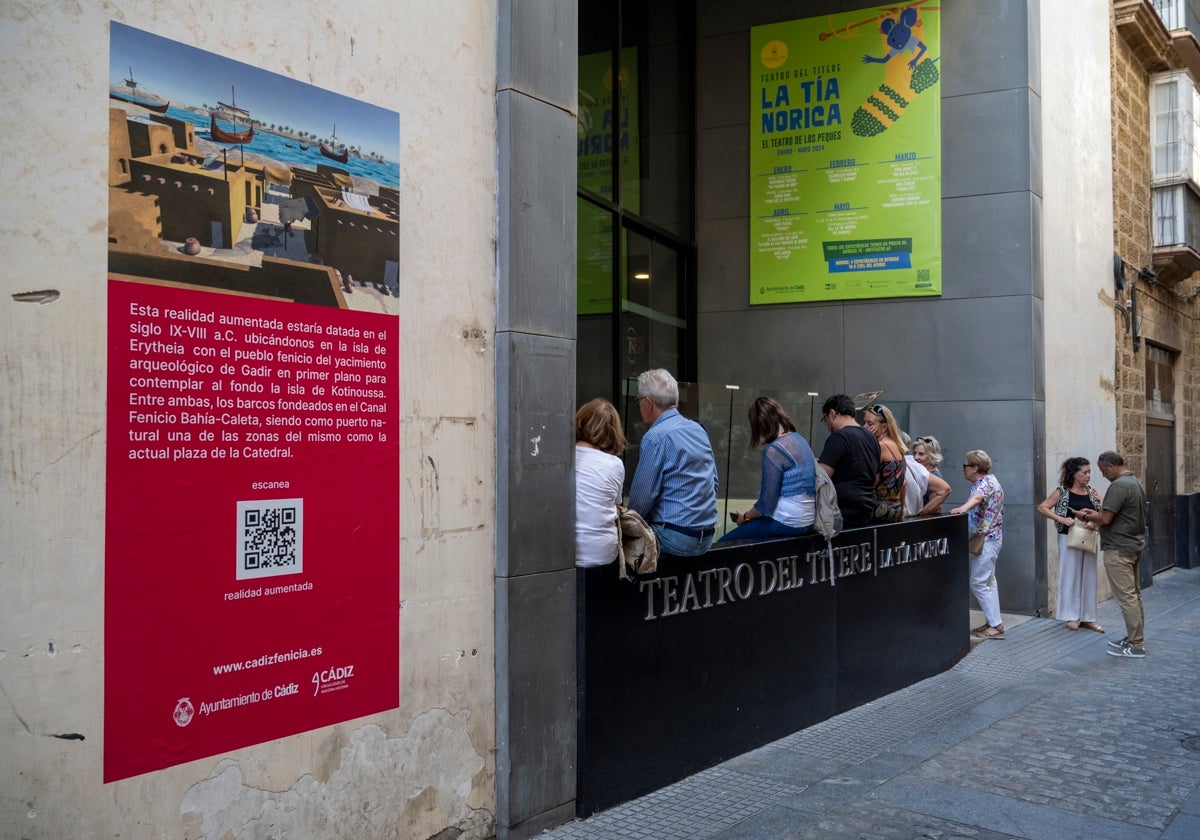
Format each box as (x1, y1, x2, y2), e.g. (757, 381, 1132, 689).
(749, 3, 941, 304)
(577, 49, 639, 315)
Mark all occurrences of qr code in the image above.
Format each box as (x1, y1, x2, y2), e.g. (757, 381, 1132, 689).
(917, 269, 931, 282)
(236, 498, 303, 580)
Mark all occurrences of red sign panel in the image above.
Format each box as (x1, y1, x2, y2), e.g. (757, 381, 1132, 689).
(104, 279, 399, 781)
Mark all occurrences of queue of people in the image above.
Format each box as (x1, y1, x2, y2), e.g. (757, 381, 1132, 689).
(572, 375, 1149, 656)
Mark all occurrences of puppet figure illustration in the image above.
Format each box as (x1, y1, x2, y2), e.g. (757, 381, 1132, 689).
(851, 6, 940, 137)
(861, 6, 927, 69)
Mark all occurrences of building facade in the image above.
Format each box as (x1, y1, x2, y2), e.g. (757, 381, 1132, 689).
(2, 1, 1197, 838)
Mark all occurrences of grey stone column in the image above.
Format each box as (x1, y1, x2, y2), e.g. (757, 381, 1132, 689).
(495, 1, 579, 837)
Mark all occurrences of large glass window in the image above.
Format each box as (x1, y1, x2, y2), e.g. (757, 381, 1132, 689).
(577, 0, 696, 411)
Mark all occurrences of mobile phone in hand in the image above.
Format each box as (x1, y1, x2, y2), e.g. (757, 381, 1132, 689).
(730, 511, 739, 524)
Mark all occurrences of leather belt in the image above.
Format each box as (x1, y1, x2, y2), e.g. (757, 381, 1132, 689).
(656, 522, 716, 539)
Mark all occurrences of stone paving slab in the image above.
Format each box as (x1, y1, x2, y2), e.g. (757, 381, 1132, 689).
(747, 799, 1025, 840)
(869, 775, 1160, 840)
(539, 567, 1200, 840)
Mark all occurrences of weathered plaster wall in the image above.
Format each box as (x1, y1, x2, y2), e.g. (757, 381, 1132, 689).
(1039, 0, 1114, 612)
(0, 2, 498, 838)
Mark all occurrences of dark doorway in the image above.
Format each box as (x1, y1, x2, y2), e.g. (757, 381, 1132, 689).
(1145, 420, 1176, 574)
(1144, 344, 1176, 575)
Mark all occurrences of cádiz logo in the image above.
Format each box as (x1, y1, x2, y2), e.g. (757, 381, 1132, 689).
(311, 664, 355, 696)
(173, 697, 195, 727)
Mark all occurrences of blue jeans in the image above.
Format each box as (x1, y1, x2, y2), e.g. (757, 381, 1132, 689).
(652, 524, 714, 557)
(718, 517, 814, 544)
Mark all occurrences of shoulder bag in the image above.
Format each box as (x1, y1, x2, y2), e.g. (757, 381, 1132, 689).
(1066, 521, 1098, 554)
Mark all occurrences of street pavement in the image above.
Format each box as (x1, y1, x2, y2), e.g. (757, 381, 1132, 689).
(542, 566, 1200, 839)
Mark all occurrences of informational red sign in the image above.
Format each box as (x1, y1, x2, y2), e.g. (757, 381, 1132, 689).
(103, 279, 399, 781)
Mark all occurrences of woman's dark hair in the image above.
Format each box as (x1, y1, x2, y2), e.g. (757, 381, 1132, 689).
(1059, 456, 1090, 488)
(748, 396, 796, 447)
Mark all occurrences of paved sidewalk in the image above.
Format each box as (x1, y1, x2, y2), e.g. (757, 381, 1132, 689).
(543, 566, 1200, 839)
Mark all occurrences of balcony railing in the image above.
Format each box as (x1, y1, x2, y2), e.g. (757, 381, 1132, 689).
(1153, 0, 1200, 37)
(1152, 184, 1200, 281)
(1148, 0, 1200, 81)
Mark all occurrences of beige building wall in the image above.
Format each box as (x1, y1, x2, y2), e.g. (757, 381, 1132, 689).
(1112, 2, 1158, 479)
(1111, 6, 1200, 493)
(0, 3, 499, 838)
(1040, 0, 1116, 613)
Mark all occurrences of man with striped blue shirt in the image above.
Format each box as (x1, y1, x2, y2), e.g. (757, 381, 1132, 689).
(628, 369, 719, 556)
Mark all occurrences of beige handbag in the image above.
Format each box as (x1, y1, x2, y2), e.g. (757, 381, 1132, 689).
(616, 507, 659, 580)
(968, 533, 985, 554)
(1066, 522, 1098, 554)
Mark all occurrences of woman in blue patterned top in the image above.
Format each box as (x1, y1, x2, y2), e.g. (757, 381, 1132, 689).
(720, 397, 817, 543)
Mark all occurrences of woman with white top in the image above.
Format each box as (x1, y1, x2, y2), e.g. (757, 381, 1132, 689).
(574, 398, 627, 567)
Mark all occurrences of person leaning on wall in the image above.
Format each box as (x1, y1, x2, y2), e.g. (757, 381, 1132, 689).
(627, 369, 719, 557)
(573, 398, 626, 568)
(720, 396, 817, 544)
(901, 431, 951, 517)
(912, 435, 946, 508)
(951, 450, 1006, 639)
(817, 394, 880, 530)
(861, 403, 907, 524)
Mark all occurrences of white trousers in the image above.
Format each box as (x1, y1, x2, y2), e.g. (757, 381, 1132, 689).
(1055, 533, 1098, 623)
(969, 536, 1003, 627)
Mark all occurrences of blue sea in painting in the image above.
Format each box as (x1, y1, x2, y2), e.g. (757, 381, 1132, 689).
(164, 105, 400, 187)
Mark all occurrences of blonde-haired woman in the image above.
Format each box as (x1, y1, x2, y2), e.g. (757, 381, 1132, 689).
(912, 435, 947, 512)
(574, 398, 627, 568)
(862, 403, 907, 523)
(951, 450, 1006, 638)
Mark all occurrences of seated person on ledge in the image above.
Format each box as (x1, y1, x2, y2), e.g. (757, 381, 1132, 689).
(721, 397, 816, 544)
(817, 393, 880, 530)
(627, 368, 719, 556)
(574, 398, 627, 568)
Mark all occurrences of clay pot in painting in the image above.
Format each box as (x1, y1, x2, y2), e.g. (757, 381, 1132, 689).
(183, 238, 201, 256)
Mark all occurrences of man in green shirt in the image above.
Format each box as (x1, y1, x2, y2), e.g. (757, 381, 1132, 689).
(1074, 451, 1147, 658)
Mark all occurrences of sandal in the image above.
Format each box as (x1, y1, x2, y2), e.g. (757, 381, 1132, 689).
(1079, 621, 1105, 633)
(972, 621, 990, 633)
(1066, 621, 1079, 631)
(973, 626, 1005, 639)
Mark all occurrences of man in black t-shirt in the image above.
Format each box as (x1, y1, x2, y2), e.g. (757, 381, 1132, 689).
(817, 394, 881, 529)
